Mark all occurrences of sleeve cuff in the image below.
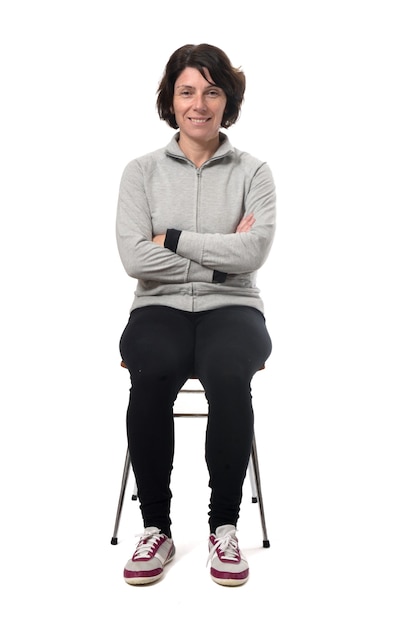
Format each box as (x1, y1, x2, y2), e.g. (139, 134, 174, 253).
(164, 229, 182, 252)
(212, 270, 227, 283)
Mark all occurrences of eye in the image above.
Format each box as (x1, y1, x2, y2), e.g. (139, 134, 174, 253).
(207, 89, 221, 97)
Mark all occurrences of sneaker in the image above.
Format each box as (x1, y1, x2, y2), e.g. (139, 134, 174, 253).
(124, 527, 175, 585)
(207, 524, 249, 586)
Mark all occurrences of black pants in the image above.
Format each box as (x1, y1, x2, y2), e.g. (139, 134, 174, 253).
(119, 305, 272, 536)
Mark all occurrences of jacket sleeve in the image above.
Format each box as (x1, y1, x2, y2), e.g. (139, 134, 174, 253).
(169, 163, 276, 274)
(116, 160, 220, 283)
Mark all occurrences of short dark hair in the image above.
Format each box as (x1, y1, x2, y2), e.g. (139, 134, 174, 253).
(156, 44, 246, 129)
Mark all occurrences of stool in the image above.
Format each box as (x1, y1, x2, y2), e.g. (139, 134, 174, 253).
(111, 363, 270, 548)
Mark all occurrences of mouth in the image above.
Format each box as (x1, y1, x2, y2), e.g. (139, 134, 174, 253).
(188, 117, 210, 125)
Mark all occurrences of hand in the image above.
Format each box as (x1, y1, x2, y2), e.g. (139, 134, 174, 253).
(152, 234, 166, 246)
(235, 213, 255, 233)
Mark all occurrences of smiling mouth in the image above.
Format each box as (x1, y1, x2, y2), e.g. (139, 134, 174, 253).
(188, 117, 210, 124)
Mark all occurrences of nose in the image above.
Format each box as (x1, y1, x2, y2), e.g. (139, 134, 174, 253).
(193, 94, 207, 111)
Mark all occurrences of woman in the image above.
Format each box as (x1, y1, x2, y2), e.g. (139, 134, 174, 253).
(116, 43, 276, 587)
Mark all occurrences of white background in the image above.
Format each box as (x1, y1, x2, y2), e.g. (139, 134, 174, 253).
(1, 1, 416, 624)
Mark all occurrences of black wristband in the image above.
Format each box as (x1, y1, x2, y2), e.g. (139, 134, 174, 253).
(213, 270, 227, 283)
(164, 229, 181, 252)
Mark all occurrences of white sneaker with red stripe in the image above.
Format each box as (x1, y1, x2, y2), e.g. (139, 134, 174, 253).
(207, 524, 249, 586)
(124, 527, 175, 585)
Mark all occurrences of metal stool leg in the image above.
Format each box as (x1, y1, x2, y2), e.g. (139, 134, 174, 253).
(110, 447, 131, 545)
(248, 456, 258, 503)
(251, 434, 270, 548)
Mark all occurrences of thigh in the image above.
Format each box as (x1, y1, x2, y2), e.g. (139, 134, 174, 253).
(119, 306, 195, 380)
(194, 306, 272, 380)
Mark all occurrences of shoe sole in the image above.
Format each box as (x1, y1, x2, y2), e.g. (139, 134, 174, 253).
(125, 571, 164, 585)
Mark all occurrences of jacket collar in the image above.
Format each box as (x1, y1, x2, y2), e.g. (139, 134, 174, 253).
(165, 132, 234, 163)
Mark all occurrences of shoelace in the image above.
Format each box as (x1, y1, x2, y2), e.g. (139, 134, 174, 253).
(133, 529, 163, 559)
(207, 531, 240, 565)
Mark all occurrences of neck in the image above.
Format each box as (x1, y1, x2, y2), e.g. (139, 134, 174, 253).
(178, 134, 220, 168)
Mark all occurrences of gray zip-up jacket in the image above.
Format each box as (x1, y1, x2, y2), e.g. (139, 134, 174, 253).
(116, 133, 276, 313)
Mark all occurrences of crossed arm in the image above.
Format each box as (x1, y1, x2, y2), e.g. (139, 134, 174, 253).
(152, 213, 256, 247)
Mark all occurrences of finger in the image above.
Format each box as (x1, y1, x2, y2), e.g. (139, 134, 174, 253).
(236, 214, 255, 232)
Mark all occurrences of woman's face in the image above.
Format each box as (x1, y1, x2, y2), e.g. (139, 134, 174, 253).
(172, 67, 227, 144)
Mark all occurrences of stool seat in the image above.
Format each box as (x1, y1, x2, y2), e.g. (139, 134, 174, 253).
(120, 360, 265, 373)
